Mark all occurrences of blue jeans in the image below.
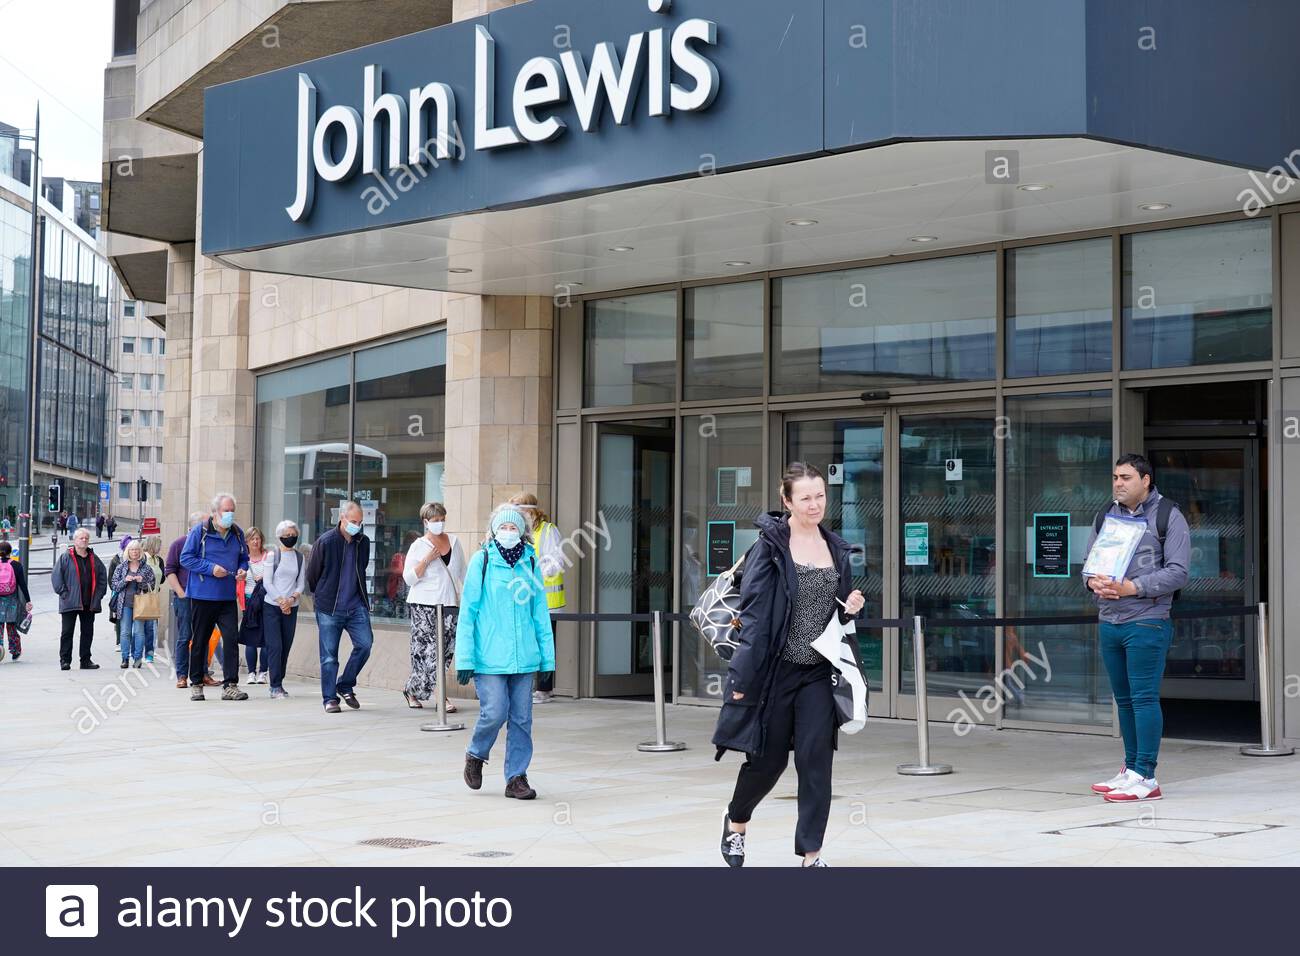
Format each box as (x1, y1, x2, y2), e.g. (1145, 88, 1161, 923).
(316, 605, 373, 703)
(1100, 619, 1173, 779)
(142, 619, 156, 657)
(264, 604, 299, 690)
(468, 673, 536, 781)
(119, 605, 145, 662)
(172, 594, 192, 679)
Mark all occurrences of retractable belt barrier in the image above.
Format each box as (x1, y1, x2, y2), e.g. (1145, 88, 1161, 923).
(425, 603, 1292, 762)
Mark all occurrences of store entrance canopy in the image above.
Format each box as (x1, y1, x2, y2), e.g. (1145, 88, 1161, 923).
(203, 0, 1300, 295)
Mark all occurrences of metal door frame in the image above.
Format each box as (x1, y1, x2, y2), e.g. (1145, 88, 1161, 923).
(782, 399, 998, 722)
(1146, 437, 1260, 702)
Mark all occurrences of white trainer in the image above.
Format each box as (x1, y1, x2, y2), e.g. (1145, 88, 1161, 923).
(1103, 776, 1162, 802)
(1092, 767, 1141, 794)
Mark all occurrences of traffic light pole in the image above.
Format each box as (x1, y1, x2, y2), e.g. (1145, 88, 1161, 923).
(16, 108, 40, 571)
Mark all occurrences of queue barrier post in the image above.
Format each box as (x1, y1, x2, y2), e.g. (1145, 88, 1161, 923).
(638, 610, 686, 753)
(420, 603, 465, 734)
(1240, 602, 1293, 757)
(898, 615, 953, 776)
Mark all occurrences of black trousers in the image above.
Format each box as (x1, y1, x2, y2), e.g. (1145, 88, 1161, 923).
(728, 658, 836, 856)
(59, 610, 96, 666)
(188, 599, 240, 687)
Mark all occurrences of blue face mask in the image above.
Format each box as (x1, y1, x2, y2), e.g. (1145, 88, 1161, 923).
(345, 521, 362, 536)
(495, 530, 522, 549)
(219, 511, 235, 529)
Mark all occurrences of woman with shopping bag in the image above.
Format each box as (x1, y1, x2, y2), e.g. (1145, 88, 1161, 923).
(111, 540, 157, 669)
(711, 462, 865, 868)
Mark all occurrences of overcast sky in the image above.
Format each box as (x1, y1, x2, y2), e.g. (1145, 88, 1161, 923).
(0, 0, 113, 183)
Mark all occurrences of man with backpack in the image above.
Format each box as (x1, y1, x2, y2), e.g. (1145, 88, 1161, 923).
(180, 494, 251, 701)
(0, 542, 32, 661)
(1083, 454, 1190, 804)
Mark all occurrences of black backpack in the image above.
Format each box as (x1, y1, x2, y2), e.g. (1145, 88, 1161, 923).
(1092, 497, 1181, 601)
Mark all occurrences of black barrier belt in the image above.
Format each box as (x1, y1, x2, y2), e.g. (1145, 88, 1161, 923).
(925, 605, 1259, 628)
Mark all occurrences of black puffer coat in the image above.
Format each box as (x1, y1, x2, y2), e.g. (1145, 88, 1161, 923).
(711, 511, 855, 760)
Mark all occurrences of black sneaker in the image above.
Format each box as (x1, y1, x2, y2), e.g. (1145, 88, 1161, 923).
(464, 754, 484, 790)
(60, 663, 71, 671)
(721, 814, 746, 868)
(324, 699, 342, 714)
(80, 662, 100, 670)
(120, 660, 129, 669)
(504, 775, 537, 800)
(339, 691, 360, 710)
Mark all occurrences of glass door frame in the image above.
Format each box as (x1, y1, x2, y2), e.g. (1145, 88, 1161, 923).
(780, 397, 1000, 723)
(584, 412, 677, 699)
(1146, 437, 1261, 702)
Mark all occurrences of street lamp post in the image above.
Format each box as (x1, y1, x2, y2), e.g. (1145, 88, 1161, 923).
(15, 107, 40, 570)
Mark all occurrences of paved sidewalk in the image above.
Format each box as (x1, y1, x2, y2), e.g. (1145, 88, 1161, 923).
(2, 608, 1299, 867)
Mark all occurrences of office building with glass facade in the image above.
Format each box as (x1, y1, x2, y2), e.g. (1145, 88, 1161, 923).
(1, 149, 120, 527)
(107, 0, 1300, 748)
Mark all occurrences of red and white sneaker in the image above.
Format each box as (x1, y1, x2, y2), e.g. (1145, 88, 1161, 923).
(1092, 767, 1141, 794)
(1103, 777, 1162, 802)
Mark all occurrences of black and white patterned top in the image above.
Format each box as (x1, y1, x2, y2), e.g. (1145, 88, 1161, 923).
(783, 563, 840, 665)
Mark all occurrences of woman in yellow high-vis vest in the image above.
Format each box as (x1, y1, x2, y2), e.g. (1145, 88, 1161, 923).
(510, 493, 564, 703)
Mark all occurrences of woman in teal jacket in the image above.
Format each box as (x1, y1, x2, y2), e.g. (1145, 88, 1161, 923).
(457, 505, 555, 801)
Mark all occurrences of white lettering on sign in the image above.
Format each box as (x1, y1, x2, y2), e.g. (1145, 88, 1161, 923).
(287, 4, 720, 221)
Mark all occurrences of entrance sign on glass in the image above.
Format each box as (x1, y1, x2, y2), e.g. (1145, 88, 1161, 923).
(904, 522, 929, 566)
(1032, 512, 1071, 578)
(706, 521, 736, 576)
(1082, 514, 1146, 579)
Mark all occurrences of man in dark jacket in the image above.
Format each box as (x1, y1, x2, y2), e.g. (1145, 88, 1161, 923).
(306, 501, 373, 714)
(180, 493, 250, 701)
(166, 511, 211, 689)
(50, 528, 107, 670)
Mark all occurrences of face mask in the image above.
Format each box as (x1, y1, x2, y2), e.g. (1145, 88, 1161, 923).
(345, 521, 362, 536)
(495, 530, 522, 549)
(219, 511, 235, 529)
(279, 535, 298, 549)
(426, 521, 445, 535)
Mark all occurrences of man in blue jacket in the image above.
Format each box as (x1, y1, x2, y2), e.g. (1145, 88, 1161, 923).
(180, 493, 250, 701)
(305, 501, 373, 714)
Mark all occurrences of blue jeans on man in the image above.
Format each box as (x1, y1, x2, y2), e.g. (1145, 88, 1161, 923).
(316, 605, 373, 703)
(172, 594, 192, 679)
(468, 673, 536, 781)
(1100, 618, 1173, 779)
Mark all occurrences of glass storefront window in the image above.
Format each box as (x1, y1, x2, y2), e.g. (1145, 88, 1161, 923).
(1007, 238, 1112, 377)
(683, 282, 763, 401)
(1004, 390, 1112, 726)
(679, 412, 765, 700)
(352, 332, 447, 622)
(584, 291, 676, 407)
(1123, 219, 1272, 369)
(254, 355, 352, 550)
(773, 253, 996, 394)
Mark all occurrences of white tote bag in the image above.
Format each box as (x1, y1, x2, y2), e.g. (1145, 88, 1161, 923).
(811, 609, 869, 734)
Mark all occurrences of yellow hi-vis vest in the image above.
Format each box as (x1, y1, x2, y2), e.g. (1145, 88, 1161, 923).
(537, 520, 566, 609)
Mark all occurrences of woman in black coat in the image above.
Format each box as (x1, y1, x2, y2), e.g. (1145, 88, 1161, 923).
(713, 462, 865, 868)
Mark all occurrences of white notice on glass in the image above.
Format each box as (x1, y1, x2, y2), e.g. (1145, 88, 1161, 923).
(1082, 514, 1147, 580)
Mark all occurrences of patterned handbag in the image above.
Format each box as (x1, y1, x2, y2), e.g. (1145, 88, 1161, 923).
(688, 550, 752, 662)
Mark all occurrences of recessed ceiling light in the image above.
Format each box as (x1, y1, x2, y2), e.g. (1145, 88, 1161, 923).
(1140, 202, 1173, 211)
(909, 235, 938, 243)
(1018, 183, 1051, 192)
(448, 267, 472, 274)
(608, 245, 635, 253)
(786, 218, 819, 227)
(725, 260, 752, 267)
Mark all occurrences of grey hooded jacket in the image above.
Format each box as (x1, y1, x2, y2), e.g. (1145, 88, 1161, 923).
(1081, 487, 1190, 625)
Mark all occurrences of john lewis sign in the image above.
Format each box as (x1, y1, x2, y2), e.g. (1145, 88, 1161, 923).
(287, 0, 720, 222)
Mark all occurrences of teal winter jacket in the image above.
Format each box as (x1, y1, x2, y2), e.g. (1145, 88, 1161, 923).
(455, 542, 556, 676)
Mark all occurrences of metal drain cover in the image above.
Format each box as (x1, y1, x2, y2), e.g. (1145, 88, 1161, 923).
(359, 838, 442, 849)
(466, 850, 513, 858)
